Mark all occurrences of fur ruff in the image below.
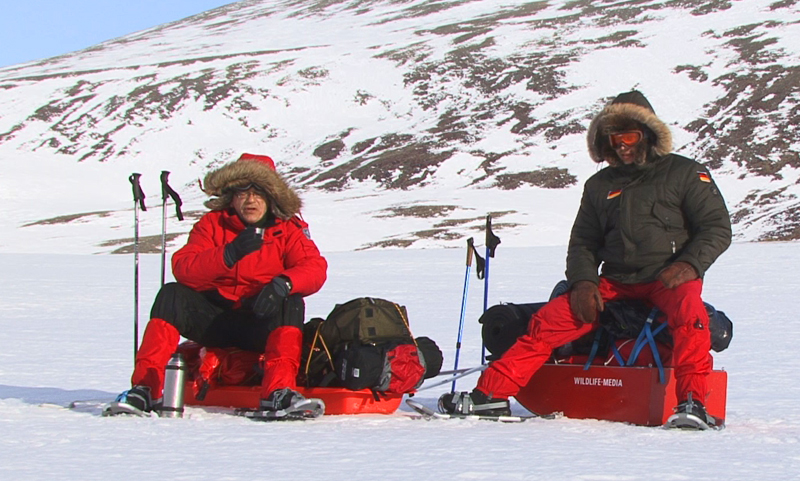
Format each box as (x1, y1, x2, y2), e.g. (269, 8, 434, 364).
(202, 160, 301, 220)
(587, 102, 672, 164)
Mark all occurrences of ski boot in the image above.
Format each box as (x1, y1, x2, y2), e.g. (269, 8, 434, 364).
(237, 388, 325, 421)
(104, 385, 157, 417)
(438, 389, 511, 417)
(665, 393, 720, 430)
(260, 388, 306, 412)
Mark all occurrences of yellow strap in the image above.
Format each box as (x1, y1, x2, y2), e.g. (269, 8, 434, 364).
(392, 303, 418, 348)
(304, 322, 335, 377)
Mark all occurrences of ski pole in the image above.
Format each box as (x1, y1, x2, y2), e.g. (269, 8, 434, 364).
(159, 171, 184, 287)
(452, 237, 475, 392)
(437, 367, 482, 376)
(421, 364, 489, 392)
(481, 214, 501, 364)
(129, 173, 146, 363)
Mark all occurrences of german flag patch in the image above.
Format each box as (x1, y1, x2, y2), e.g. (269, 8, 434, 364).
(607, 189, 622, 200)
(698, 172, 711, 183)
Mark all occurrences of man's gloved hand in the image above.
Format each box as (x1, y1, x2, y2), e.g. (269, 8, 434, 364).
(657, 261, 698, 289)
(569, 280, 604, 324)
(223, 226, 263, 268)
(251, 276, 292, 320)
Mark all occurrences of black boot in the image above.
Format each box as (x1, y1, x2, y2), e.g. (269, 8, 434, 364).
(260, 388, 305, 412)
(438, 389, 511, 416)
(665, 393, 719, 430)
(104, 385, 157, 417)
(115, 385, 154, 412)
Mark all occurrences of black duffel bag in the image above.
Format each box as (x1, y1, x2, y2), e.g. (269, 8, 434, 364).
(479, 302, 545, 360)
(479, 299, 733, 359)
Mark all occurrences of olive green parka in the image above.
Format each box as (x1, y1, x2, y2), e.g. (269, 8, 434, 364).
(566, 91, 732, 286)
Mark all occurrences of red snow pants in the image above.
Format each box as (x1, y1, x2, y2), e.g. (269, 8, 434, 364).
(131, 318, 180, 399)
(476, 277, 712, 404)
(131, 282, 304, 399)
(260, 326, 303, 398)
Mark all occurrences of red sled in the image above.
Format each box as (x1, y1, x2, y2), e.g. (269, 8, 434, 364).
(184, 382, 403, 415)
(175, 341, 404, 415)
(514, 363, 727, 426)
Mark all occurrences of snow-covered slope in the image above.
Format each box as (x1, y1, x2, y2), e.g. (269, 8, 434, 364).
(0, 0, 798, 254)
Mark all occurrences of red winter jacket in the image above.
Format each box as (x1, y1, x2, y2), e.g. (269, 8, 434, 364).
(172, 209, 327, 302)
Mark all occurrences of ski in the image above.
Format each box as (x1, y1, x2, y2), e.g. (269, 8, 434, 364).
(406, 399, 538, 423)
(74, 397, 326, 421)
(663, 412, 724, 431)
(102, 401, 154, 418)
(67, 399, 109, 415)
(234, 397, 325, 422)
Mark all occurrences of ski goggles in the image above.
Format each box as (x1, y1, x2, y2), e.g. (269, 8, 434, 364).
(226, 183, 267, 198)
(608, 130, 643, 148)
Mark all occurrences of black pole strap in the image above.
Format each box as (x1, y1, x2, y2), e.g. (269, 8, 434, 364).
(160, 171, 184, 221)
(129, 173, 147, 211)
(485, 214, 501, 258)
(472, 241, 486, 280)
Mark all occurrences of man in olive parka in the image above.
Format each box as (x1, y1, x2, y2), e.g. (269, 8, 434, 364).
(440, 90, 732, 429)
(568, 90, 731, 287)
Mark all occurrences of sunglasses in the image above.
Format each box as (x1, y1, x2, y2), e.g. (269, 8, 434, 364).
(609, 131, 643, 148)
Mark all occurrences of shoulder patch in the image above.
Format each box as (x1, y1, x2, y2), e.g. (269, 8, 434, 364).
(607, 189, 622, 200)
(302, 228, 311, 239)
(698, 171, 711, 183)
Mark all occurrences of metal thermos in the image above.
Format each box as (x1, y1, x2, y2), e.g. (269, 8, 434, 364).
(161, 352, 186, 418)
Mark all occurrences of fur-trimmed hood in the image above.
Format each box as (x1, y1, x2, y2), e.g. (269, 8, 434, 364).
(586, 90, 672, 164)
(201, 155, 302, 220)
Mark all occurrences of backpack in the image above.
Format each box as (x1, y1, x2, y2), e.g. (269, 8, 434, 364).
(334, 341, 426, 393)
(301, 297, 442, 395)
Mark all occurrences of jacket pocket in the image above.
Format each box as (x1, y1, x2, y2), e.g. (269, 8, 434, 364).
(651, 202, 682, 231)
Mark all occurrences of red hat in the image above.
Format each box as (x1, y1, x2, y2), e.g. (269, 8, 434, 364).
(237, 153, 276, 171)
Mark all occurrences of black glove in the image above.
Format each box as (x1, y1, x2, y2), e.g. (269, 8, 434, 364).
(569, 280, 604, 324)
(223, 226, 262, 268)
(251, 276, 292, 320)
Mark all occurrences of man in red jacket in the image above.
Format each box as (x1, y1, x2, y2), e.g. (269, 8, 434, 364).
(115, 153, 328, 415)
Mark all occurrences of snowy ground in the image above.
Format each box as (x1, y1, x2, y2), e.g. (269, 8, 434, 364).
(1, 242, 798, 480)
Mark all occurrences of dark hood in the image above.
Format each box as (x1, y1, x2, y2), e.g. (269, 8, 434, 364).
(586, 90, 673, 164)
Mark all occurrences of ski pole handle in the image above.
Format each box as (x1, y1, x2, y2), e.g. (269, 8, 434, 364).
(466, 237, 475, 267)
(160, 170, 171, 202)
(485, 214, 501, 258)
(129, 173, 146, 211)
(160, 170, 184, 221)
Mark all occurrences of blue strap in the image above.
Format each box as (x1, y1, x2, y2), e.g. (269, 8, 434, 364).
(582, 327, 626, 369)
(627, 326, 649, 366)
(609, 340, 626, 367)
(645, 320, 667, 384)
(627, 308, 657, 365)
(583, 328, 605, 371)
(627, 308, 666, 383)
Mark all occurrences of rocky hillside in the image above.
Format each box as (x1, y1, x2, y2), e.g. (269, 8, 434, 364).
(0, 0, 798, 253)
